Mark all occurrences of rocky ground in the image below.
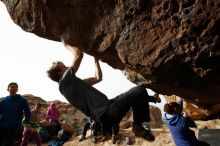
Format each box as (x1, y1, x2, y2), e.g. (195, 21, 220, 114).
(62, 119, 220, 146)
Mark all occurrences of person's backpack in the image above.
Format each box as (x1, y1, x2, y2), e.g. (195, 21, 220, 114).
(50, 121, 61, 135)
(38, 127, 50, 142)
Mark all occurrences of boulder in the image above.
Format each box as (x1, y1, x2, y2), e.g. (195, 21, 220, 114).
(2, 0, 220, 119)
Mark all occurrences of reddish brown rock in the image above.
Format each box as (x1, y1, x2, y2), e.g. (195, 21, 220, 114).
(1, 0, 220, 119)
(165, 95, 220, 120)
(120, 105, 163, 129)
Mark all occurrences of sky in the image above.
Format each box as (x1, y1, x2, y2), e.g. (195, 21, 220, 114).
(0, 2, 165, 109)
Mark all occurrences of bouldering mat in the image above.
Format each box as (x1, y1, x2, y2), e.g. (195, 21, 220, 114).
(198, 129, 220, 146)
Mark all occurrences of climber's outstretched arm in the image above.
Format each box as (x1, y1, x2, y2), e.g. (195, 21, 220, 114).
(83, 58, 103, 85)
(64, 43, 84, 74)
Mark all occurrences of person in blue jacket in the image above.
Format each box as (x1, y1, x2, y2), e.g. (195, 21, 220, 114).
(0, 82, 31, 146)
(163, 98, 209, 146)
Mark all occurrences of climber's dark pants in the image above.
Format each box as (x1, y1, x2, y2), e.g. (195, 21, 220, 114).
(100, 85, 156, 135)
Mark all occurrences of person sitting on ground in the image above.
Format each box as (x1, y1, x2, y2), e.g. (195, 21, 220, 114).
(163, 98, 210, 146)
(46, 102, 61, 135)
(79, 117, 101, 143)
(0, 82, 31, 146)
(46, 102, 60, 123)
(21, 103, 42, 146)
(46, 42, 161, 144)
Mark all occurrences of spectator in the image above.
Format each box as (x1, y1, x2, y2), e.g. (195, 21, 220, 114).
(46, 102, 61, 135)
(0, 82, 31, 146)
(21, 103, 42, 146)
(46, 102, 60, 122)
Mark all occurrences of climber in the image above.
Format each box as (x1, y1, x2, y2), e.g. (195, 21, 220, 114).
(46, 42, 161, 143)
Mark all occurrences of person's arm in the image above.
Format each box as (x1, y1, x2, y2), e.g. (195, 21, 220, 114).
(0, 101, 2, 114)
(22, 98, 31, 130)
(185, 116, 197, 128)
(46, 108, 52, 121)
(177, 98, 183, 113)
(57, 108, 60, 119)
(0, 101, 3, 120)
(83, 58, 103, 85)
(64, 43, 84, 74)
(54, 107, 60, 121)
(23, 99, 31, 124)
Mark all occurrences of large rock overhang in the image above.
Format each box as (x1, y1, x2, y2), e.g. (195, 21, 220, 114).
(1, 0, 220, 118)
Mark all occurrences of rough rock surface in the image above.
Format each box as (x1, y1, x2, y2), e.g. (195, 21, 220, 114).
(1, 0, 220, 119)
(165, 95, 220, 120)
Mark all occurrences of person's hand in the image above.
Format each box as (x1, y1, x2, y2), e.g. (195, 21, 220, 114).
(182, 112, 187, 117)
(153, 93, 161, 103)
(63, 43, 83, 55)
(94, 57, 100, 65)
(94, 57, 99, 61)
(67, 45, 82, 55)
(24, 124, 30, 131)
(71, 47, 82, 54)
